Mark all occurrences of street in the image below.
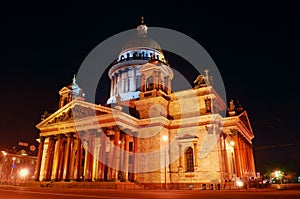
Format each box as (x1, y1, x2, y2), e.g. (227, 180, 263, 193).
(0, 185, 300, 199)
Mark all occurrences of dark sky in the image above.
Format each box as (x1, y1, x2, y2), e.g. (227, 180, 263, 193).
(1, 1, 300, 172)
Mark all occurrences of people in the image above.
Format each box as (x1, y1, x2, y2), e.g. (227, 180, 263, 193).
(118, 172, 123, 182)
(223, 178, 228, 189)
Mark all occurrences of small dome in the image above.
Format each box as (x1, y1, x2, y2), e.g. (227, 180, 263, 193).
(67, 75, 84, 99)
(67, 75, 80, 90)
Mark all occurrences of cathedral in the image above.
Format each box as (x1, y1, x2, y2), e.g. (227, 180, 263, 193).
(34, 20, 256, 189)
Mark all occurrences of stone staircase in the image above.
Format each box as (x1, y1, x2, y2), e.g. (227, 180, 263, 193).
(19, 181, 144, 190)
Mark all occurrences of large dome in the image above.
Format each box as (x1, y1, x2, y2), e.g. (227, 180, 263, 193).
(120, 21, 162, 54)
(120, 36, 162, 53)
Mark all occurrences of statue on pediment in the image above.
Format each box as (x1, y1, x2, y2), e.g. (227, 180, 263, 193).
(41, 111, 51, 121)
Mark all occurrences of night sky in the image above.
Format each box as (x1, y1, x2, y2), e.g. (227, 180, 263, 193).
(1, 1, 300, 173)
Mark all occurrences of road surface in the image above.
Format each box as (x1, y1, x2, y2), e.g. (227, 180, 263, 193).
(0, 185, 300, 199)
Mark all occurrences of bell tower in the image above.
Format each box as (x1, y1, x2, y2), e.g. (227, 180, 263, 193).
(58, 75, 85, 108)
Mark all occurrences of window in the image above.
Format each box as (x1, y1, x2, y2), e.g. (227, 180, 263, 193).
(146, 76, 153, 91)
(185, 147, 194, 172)
(129, 142, 133, 152)
(136, 75, 141, 91)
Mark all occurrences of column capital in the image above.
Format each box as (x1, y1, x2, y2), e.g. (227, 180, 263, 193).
(48, 135, 55, 140)
(56, 134, 65, 139)
(66, 132, 75, 137)
(78, 131, 86, 138)
(87, 129, 97, 136)
(112, 126, 121, 132)
(100, 127, 108, 133)
(131, 131, 138, 138)
(94, 131, 103, 137)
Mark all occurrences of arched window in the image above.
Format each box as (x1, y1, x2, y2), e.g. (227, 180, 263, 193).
(146, 76, 154, 91)
(185, 147, 194, 172)
(136, 75, 141, 91)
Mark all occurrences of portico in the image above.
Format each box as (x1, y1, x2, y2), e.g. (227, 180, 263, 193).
(35, 100, 138, 182)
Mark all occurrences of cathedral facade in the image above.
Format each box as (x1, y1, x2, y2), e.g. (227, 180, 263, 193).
(34, 21, 256, 189)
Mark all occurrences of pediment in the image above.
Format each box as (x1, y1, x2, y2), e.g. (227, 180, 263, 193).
(47, 108, 73, 125)
(177, 134, 198, 142)
(59, 86, 71, 95)
(140, 62, 173, 79)
(237, 111, 254, 137)
(36, 100, 112, 129)
(178, 134, 198, 140)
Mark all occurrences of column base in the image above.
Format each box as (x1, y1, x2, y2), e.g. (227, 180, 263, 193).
(95, 179, 105, 182)
(178, 166, 183, 173)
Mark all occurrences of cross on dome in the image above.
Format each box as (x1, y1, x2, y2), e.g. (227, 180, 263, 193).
(141, 16, 145, 24)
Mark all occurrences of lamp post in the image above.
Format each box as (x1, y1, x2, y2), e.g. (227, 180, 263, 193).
(162, 135, 168, 190)
(11, 157, 16, 179)
(1, 151, 7, 160)
(19, 168, 29, 182)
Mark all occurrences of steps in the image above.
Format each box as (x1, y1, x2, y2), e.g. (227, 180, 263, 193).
(19, 181, 144, 190)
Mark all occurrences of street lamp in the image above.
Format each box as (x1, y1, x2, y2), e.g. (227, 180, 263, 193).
(1, 151, 7, 164)
(162, 135, 168, 190)
(11, 157, 16, 179)
(19, 168, 29, 182)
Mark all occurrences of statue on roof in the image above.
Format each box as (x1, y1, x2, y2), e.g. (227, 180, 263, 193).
(228, 99, 244, 116)
(194, 70, 212, 88)
(193, 74, 204, 88)
(229, 99, 235, 111)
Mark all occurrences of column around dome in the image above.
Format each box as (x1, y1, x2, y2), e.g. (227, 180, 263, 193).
(117, 72, 122, 95)
(113, 74, 117, 96)
(110, 75, 114, 97)
(133, 67, 137, 92)
(125, 69, 129, 92)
